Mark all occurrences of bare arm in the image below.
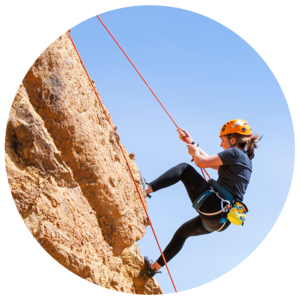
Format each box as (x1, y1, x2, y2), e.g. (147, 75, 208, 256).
(178, 128, 222, 170)
(194, 152, 223, 170)
(195, 146, 219, 170)
(187, 144, 223, 170)
(196, 146, 209, 157)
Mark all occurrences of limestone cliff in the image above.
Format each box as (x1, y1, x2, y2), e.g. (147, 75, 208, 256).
(5, 32, 162, 294)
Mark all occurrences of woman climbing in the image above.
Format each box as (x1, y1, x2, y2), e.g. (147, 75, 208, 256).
(143, 119, 262, 278)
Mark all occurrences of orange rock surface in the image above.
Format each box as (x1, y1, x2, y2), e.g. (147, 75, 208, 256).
(5, 32, 162, 294)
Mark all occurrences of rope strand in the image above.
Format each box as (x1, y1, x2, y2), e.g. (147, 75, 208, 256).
(96, 16, 210, 181)
(96, 15, 179, 129)
(67, 31, 177, 293)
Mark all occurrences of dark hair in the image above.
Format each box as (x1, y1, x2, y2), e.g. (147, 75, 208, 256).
(226, 132, 263, 160)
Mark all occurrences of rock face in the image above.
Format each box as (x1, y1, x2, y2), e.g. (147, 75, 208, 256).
(5, 32, 163, 294)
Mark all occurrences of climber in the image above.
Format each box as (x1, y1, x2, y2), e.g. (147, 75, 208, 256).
(143, 119, 262, 278)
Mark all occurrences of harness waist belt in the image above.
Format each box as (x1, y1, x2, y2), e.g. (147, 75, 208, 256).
(208, 179, 235, 204)
(192, 179, 236, 233)
(192, 179, 235, 212)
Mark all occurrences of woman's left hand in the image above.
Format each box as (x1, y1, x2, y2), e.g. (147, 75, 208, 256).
(187, 143, 198, 157)
(177, 128, 192, 143)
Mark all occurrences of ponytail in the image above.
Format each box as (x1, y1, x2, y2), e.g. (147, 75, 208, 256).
(226, 133, 263, 160)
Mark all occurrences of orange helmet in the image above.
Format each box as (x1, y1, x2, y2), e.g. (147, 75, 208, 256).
(220, 119, 252, 137)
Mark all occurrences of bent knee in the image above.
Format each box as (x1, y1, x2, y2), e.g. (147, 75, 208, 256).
(176, 162, 191, 169)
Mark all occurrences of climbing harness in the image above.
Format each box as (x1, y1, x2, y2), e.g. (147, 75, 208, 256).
(192, 179, 249, 232)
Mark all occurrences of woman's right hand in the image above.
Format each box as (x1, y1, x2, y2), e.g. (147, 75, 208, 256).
(177, 128, 193, 144)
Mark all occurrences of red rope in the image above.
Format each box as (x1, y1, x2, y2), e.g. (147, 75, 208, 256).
(96, 15, 179, 129)
(96, 16, 211, 181)
(67, 31, 178, 293)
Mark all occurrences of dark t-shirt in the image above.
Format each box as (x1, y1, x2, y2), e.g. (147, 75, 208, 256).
(217, 147, 252, 200)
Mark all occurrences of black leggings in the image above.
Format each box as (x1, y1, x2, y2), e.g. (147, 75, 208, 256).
(149, 163, 230, 267)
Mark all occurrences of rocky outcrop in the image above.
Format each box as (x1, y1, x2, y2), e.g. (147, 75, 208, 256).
(5, 32, 162, 294)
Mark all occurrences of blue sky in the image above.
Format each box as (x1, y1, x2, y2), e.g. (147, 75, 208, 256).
(70, 6, 294, 294)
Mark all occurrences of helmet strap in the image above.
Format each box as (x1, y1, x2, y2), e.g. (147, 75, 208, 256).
(226, 135, 234, 148)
